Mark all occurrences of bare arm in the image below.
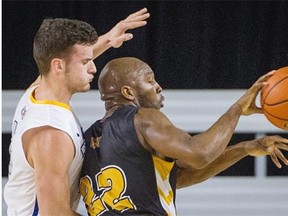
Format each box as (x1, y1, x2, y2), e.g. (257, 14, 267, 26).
(28, 9, 149, 87)
(136, 71, 275, 169)
(176, 135, 288, 188)
(136, 103, 241, 169)
(92, 8, 150, 59)
(23, 126, 79, 215)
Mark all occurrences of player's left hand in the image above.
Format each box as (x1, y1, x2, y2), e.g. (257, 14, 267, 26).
(247, 135, 288, 168)
(106, 8, 150, 48)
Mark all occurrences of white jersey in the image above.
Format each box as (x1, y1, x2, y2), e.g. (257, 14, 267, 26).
(4, 86, 85, 216)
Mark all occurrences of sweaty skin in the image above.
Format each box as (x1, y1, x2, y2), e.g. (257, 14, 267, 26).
(98, 57, 288, 189)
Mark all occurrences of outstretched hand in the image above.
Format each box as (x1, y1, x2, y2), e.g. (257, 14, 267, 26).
(106, 8, 150, 48)
(236, 70, 275, 115)
(247, 135, 288, 168)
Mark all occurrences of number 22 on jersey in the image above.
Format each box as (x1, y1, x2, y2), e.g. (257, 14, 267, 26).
(80, 165, 136, 215)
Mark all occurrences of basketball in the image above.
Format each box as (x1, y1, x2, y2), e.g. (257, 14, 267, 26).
(261, 66, 288, 130)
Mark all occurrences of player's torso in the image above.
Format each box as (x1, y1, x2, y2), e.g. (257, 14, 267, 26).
(81, 105, 177, 216)
(4, 86, 85, 215)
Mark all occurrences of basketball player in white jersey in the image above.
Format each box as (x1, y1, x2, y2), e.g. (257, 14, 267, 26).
(4, 8, 150, 216)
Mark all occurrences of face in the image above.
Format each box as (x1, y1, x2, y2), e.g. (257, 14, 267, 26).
(133, 65, 164, 110)
(64, 44, 96, 93)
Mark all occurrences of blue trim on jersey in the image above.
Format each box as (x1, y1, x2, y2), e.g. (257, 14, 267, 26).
(32, 198, 39, 216)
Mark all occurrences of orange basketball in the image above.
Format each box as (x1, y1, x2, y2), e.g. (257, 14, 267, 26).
(261, 66, 288, 131)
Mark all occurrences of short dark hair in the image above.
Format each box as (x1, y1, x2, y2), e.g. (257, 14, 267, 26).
(33, 18, 98, 74)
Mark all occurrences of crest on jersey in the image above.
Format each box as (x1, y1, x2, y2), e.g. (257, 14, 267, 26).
(90, 136, 101, 149)
(21, 106, 27, 119)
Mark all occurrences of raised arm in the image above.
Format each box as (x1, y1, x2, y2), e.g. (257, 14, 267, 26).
(176, 135, 288, 188)
(92, 8, 150, 59)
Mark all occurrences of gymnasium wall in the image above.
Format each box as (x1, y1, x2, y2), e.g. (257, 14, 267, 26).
(2, 2, 288, 215)
(3, 1, 288, 90)
(2, 1, 288, 176)
(2, 90, 288, 216)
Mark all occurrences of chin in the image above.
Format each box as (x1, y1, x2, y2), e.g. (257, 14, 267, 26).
(84, 84, 92, 91)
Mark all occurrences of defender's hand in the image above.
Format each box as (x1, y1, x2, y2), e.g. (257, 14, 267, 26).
(106, 8, 150, 48)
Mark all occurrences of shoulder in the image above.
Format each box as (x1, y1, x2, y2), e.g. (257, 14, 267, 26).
(30, 126, 72, 143)
(135, 107, 172, 128)
(23, 126, 74, 159)
(136, 107, 170, 121)
(28, 126, 75, 154)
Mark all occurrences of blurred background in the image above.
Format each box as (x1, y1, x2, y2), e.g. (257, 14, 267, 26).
(2, 1, 288, 216)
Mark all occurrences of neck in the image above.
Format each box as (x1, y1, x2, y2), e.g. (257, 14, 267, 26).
(102, 100, 136, 121)
(34, 77, 72, 105)
(105, 99, 136, 111)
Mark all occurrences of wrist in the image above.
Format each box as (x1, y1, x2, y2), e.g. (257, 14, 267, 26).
(233, 102, 243, 115)
(238, 141, 251, 155)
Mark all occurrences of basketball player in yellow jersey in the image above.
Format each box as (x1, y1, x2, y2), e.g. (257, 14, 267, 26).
(81, 57, 288, 215)
(4, 9, 149, 216)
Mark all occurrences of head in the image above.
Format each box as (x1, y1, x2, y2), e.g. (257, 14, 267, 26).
(98, 57, 164, 110)
(33, 18, 98, 93)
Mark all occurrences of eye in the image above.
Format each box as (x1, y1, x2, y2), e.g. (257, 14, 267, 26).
(149, 80, 155, 84)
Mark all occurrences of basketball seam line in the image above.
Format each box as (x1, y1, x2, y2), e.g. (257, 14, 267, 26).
(264, 99, 288, 106)
(263, 76, 288, 102)
(263, 109, 288, 121)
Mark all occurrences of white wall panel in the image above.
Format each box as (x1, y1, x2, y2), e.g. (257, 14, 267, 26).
(2, 90, 287, 216)
(2, 90, 283, 133)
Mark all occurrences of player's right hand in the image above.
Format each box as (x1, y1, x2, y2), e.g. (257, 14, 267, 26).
(236, 70, 275, 115)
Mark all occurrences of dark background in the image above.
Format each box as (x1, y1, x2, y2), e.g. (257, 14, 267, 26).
(2, 1, 288, 176)
(3, 1, 288, 90)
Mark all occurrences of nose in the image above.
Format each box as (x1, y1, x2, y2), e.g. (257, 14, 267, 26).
(156, 82, 162, 94)
(88, 61, 97, 74)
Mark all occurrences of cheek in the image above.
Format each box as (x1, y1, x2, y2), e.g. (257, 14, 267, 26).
(138, 90, 158, 106)
(66, 67, 89, 85)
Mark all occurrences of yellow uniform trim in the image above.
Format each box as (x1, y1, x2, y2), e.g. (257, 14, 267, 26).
(153, 156, 174, 180)
(30, 90, 71, 110)
(157, 187, 174, 205)
(153, 156, 176, 215)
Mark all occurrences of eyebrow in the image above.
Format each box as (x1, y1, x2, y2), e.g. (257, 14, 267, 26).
(83, 57, 93, 62)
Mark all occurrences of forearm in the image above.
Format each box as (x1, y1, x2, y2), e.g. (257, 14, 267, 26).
(177, 142, 248, 188)
(190, 103, 242, 167)
(92, 34, 111, 59)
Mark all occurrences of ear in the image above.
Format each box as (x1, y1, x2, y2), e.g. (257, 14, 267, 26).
(51, 58, 64, 72)
(121, 85, 135, 101)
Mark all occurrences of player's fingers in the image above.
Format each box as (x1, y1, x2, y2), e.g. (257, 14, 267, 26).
(275, 143, 288, 151)
(275, 137, 288, 144)
(274, 148, 288, 166)
(119, 21, 148, 31)
(251, 82, 265, 91)
(126, 12, 150, 23)
(270, 152, 282, 168)
(126, 8, 149, 19)
(109, 34, 133, 48)
(256, 70, 276, 83)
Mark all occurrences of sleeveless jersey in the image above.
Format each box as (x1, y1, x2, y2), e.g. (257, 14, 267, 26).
(81, 105, 178, 216)
(4, 86, 85, 215)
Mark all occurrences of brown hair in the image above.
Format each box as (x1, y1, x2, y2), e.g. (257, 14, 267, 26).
(33, 18, 98, 75)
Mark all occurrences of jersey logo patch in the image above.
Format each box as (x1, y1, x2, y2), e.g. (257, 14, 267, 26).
(21, 106, 27, 119)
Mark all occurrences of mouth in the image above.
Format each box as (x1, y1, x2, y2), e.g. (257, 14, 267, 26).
(160, 95, 165, 107)
(89, 76, 94, 83)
